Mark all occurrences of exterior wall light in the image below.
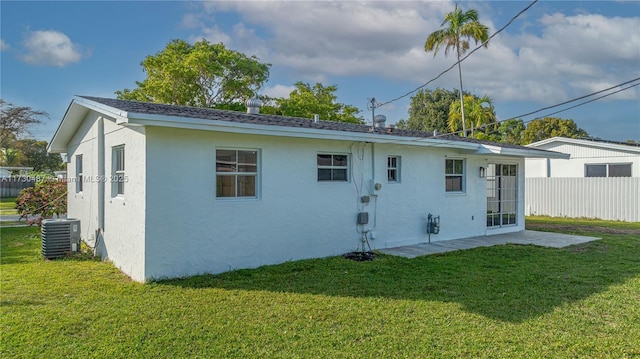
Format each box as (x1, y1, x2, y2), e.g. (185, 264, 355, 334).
(479, 167, 486, 178)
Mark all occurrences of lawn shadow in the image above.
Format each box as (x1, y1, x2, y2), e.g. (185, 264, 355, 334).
(160, 237, 640, 323)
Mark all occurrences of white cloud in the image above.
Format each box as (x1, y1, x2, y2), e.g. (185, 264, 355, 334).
(185, 2, 640, 105)
(186, 1, 456, 79)
(0, 39, 9, 51)
(261, 84, 296, 98)
(21, 30, 86, 67)
(477, 13, 640, 103)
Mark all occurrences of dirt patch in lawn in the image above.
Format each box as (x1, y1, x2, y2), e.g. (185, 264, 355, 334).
(526, 223, 640, 236)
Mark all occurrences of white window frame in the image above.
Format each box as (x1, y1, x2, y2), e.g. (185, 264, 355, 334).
(445, 158, 465, 193)
(75, 154, 83, 193)
(317, 153, 349, 182)
(387, 156, 400, 183)
(112, 145, 125, 197)
(215, 148, 260, 199)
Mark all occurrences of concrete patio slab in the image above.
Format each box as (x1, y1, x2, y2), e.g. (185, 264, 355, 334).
(378, 230, 600, 259)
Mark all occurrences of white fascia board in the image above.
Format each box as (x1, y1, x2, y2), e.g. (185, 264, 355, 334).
(49, 97, 129, 153)
(73, 96, 129, 124)
(124, 112, 484, 150)
(482, 144, 569, 159)
(49, 100, 86, 153)
(527, 137, 640, 154)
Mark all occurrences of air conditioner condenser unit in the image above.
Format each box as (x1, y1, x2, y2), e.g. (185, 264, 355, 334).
(41, 218, 81, 259)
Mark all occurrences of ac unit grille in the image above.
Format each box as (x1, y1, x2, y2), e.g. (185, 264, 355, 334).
(41, 219, 81, 259)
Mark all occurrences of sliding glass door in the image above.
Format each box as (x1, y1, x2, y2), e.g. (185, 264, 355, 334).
(486, 164, 517, 227)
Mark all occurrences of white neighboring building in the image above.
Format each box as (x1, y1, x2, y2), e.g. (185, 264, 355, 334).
(525, 137, 640, 178)
(524, 137, 640, 222)
(49, 96, 567, 282)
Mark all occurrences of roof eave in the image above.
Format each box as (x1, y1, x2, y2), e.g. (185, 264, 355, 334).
(48, 96, 130, 153)
(481, 144, 569, 159)
(50, 96, 566, 159)
(124, 113, 486, 151)
(527, 136, 640, 154)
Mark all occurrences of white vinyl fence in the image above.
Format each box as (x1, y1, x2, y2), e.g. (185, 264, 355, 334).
(525, 177, 640, 222)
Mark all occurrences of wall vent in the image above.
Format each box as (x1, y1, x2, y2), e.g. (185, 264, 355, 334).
(41, 219, 81, 259)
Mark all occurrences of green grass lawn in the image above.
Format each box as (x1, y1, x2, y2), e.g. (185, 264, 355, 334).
(0, 197, 17, 215)
(2, 219, 639, 358)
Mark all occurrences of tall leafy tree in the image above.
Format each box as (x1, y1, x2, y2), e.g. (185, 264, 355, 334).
(521, 117, 589, 144)
(448, 95, 496, 137)
(425, 4, 489, 137)
(406, 88, 460, 134)
(0, 99, 47, 148)
(267, 82, 363, 124)
(12, 139, 63, 173)
(116, 40, 270, 108)
(496, 118, 526, 145)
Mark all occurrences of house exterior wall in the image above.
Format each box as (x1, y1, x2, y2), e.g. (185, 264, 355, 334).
(66, 111, 147, 281)
(142, 127, 525, 280)
(525, 142, 640, 177)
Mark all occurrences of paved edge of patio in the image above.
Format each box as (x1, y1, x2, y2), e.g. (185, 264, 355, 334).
(378, 230, 601, 259)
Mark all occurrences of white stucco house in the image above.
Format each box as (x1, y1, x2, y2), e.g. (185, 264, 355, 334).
(48, 96, 568, 282)
(525, 137, 640, 178)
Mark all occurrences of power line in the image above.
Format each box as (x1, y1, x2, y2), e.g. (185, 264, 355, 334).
(504, 77, 640, 121)
(375, 0, 538, 108)
(439, 78, 640, 137)
(531, 82, 640, 120)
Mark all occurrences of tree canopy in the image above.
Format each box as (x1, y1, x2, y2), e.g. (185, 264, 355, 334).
(0, 99, 47, 148)
(521, 117, 589, 145)
(264, 82, 363, 124)
(405, 88, 460, 134)
(496, 119, 526, 145)
(116, 40, 271, 108)
(11, 139, 64, 173)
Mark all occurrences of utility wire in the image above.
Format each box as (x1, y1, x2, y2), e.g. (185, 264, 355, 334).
(440, 78, 640, 137)
(501, 77, 640, 121)
(531, 82, 640, 120)
(397, 79, 639, 151)
(376, 0, 538, 108)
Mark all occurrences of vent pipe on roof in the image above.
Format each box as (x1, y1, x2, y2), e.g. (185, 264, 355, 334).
(246, 98, 262, 114)
(314, 114, 319, 123)
(373, 114, 386, 129)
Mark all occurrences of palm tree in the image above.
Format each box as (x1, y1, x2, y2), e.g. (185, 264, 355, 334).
(448, 95, 497, 137)
(0, 147, 19, 166)
(425, 4, 489, 137)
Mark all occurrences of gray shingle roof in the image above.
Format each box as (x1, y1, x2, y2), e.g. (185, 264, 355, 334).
(77, 96, 548, 152)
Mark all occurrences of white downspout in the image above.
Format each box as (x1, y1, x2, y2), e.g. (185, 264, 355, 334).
(97, 117, 105, 230)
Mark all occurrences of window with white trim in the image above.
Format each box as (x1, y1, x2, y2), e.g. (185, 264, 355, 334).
(216, 149, 259, 198)
(445, 158, 465, 192)
(585, 163, 631, 177)
(387, 156, 400, 182)
(75, 155, 83, 193)
(112, 145, 125, 196)
(317, 154, 348, 182)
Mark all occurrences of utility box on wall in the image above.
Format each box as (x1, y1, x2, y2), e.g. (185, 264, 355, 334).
(357, 212, 369, 225)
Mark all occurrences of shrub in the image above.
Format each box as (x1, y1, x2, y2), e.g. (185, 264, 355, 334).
(16, 179, 67, 226)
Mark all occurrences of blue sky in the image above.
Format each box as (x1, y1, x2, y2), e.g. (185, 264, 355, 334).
(1, 1, 639, 143)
